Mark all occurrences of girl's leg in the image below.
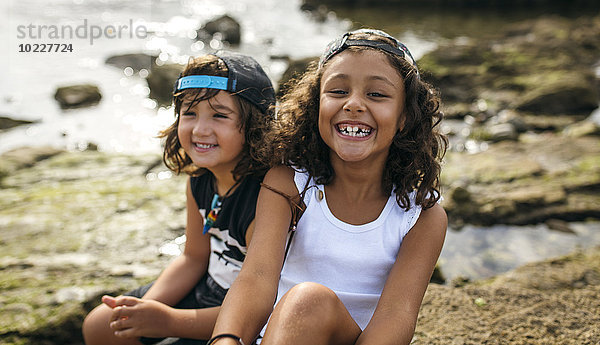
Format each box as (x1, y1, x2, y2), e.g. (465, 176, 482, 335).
(82, 303, 145, 345)
(261, 282, 362, 345)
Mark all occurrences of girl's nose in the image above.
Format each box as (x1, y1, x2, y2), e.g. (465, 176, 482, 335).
(192, 116, 212, 136)
(343, 92, 365, 113)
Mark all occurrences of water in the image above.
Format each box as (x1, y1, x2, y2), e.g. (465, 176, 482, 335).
(442, 222, 600, 281)
(3, 0, 599, 281)
(1, 0, 351, 154)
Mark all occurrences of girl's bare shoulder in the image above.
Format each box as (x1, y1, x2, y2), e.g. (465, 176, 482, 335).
(262, 165, 298, 196)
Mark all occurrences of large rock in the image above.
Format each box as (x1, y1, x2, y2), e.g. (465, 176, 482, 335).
(1, 150, 598, 344)
(105, 53, 157, 72)
(419, 15, 600, 118)
(146, 63, 185, 105)
(197, 14, 242, 45)
(0, 151, 186, 344)
(515, 71, 598, 114)
(442, 134, 600, 226)
(54, 84, 102, 109)
(276, 56, 318, 97)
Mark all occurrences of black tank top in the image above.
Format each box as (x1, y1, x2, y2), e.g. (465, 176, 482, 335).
(190, 172, 261, 288)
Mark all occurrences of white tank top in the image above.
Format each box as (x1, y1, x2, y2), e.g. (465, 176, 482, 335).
(274, 170, 422, 330)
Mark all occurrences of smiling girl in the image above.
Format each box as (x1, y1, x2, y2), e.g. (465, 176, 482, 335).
(207, 29, 448, 345)
(83, 51, 275, 345)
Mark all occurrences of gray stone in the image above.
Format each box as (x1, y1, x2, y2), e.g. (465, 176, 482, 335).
(54, 84, 102, 108)
(146, 63, 185, 105)
(198, 14, 242, 45)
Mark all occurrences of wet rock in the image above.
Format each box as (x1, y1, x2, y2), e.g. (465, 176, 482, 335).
(442, 134, 600, 225)
(146, 63, 185, 105)
(54, 84, 102, 109)
(419, 15, 600, 119)
(277, 56, 318, 96)
(515, 71, 598, 114)
(197, 14, 241, 45)
(0, 116, 35, 130)
(105, 53, 157, 72)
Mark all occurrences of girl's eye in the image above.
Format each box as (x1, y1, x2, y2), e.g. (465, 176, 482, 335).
(213, 113, 228, 119)
(182, 111, 195, 116)
(368, 92, 387, 98)
(328, 89, 347, 95)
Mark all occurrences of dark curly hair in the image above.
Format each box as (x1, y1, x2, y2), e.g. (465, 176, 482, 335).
(260, 30, 447, 210)
(158, 55, 272, 180)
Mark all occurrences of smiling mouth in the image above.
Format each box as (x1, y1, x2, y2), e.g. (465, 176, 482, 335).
(336, 123, 373, 138)
(194, 143, 217, 149)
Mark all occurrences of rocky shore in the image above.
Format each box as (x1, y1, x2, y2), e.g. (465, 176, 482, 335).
(1, 149, 598, 344)
(1, 9, 600, 345)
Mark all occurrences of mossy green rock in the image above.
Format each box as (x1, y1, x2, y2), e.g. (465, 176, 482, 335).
(442, 134, 600, 226)
(419, 15, 600, 117)
(0, 150, 186, 344)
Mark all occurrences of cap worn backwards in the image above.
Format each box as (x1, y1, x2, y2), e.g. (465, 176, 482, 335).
(174, 51, 276, 113)
(319, 28, 420, 79)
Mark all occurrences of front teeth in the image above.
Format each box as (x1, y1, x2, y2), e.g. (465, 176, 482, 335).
(338, 124, 372, 137)
(195, 143, 215, 149)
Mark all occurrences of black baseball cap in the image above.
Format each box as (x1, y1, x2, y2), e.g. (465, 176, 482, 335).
(319, 29, 420, 79)
(174, 50, 275, 113)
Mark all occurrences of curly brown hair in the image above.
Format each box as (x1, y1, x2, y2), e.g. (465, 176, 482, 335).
(158, 54, 272, 179)
(261, 31, 447, 210)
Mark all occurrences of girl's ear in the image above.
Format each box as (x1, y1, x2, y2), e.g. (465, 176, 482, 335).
(396, 109, 407, 132)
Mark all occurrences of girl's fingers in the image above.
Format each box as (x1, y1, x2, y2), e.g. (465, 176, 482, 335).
(113, 327, 138, 339)
(109, 305, 135, 322)
(109, 316, 132, 331)
(101, 295, 117, 308)
(112, 296, 140, 307)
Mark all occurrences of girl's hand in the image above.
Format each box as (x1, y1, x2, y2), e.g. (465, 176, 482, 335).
(103, 295, 174, 339)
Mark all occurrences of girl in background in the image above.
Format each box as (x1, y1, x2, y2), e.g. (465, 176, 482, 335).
(83, 50, 275, 345)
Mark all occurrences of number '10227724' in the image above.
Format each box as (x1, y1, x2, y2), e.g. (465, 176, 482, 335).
(18, 43, 73, 52)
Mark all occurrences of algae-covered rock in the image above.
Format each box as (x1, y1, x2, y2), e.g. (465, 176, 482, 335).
(442, 134, 600, 225)
(515, 71, 598, 114)
(419, 15, 600, 120)
(0, 150, 187, 344)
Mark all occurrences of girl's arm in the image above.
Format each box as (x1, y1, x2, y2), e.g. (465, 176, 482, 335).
(210, 166, 297, 345)
(142, 177, 211, 303)
(109, 177, 214, 339)
(356, 203, 447, 345)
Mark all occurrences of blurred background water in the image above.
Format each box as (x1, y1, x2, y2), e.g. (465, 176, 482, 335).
(2, 0, 599, 281)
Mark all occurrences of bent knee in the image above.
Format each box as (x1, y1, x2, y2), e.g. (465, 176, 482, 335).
(82, 304, 113, 340)
(281, 282, 341, 316)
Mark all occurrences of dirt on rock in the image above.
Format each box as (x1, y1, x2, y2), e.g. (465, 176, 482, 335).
(413, 247, 600, 345)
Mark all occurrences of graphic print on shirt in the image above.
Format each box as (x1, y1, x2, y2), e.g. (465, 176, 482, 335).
(199, 208, 246, 289)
